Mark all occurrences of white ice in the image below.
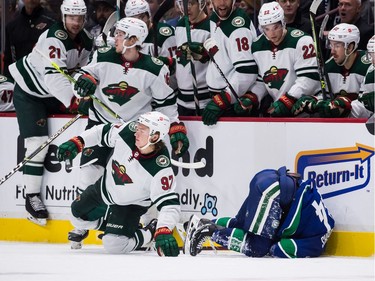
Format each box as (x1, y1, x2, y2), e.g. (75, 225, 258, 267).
(0, 242, 373, 281)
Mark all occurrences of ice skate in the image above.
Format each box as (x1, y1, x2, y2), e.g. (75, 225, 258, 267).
(25, 193, 48, 226)
(183, 215, 201, 254)
(186, 216, 219, 256)
(68, 229, 89, 250)
(142, 218, 158, 251)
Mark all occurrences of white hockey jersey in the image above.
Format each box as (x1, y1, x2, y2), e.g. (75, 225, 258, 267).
(0, 75, 15, 112)
(175, 16, 211, 110)
(251, 28, 321, 102)
(141, 22, 177, 57)
(206, 8, 258, 101)
(75, 47, 179, 124)
(9, 22, 93, 107)
(81, 122, 180, 230)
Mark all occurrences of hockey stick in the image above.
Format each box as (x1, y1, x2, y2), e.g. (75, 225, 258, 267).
(182, 0, 200, 116)
(102, 11, 117, 36)
(0, 114, 82, 186)
(116, 0, 121, 21)
(152, 0, 175, 56)
(309, 0, 333, 100)
(316, 7, 339, 21)
(35, 48, 205, 169)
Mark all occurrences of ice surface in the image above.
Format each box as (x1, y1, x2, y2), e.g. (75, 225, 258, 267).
(0, 242, 373, 281)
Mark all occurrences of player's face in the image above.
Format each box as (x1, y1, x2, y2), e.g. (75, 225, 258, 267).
(96, 4, 115, 26)
(188, 0, 202, 23)
(338, 0, 361, 24)
(212, 0, 233, 19)
(114, 30, 129, 53)
(132, 12, 151, 28)
(135, 123, 151, 148)
(263, 23, 284, 45)
(64, 15, 85, 37)
(329, 40, 346, 64)
(278, 0, 299, 18)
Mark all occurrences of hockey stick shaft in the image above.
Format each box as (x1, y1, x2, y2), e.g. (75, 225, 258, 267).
(309, 0, 333, 100)
(182, 0, 200, 116)
(0, 114, 82, 186)
(316, 7, 339, 21)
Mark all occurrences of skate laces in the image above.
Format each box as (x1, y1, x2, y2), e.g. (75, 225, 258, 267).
(29, 195, 46, 211)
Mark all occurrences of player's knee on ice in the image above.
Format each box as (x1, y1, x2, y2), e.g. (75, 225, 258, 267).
(102, 234, 137, 254)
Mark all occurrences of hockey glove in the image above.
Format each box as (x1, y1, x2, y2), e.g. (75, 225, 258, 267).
(316, 96, 352, 118)
(169, 122, 189, 157)
(233, 92, 259, 116)
(57, 136, 85, 162)
(291, 96, 319, 116)
(67, 97, 91, 115)
(358, 92, 374, 112)
(157, 56, 176, 75)
(74, 74, 97, 97)
(268, 93, 297, 117)
(154, 227, 179, 257)
(202, 91, 231, 126)
(203, 38, 219, 57)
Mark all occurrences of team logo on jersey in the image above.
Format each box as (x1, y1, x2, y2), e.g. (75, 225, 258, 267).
(263, 66, 289, 89)
(291, 30, 304, 37)
(98, 46, 112, 53)
(156, 155, 170, 168)
(83, 148, 94, 157)
(159, 27, 172, 36)
(128, 121, 137, 132)
(232, 17, 245, 27)
(361, 54, 372, 64)
(152, 57, 164, 66)
(55, 30, 68, 40)
(0, 76, 7, 82)
(112, 159, 133, 185)
(36, 118, 46, 127)
(102, 81, 139, 106)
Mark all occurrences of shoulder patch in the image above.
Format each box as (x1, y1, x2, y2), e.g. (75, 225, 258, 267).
(54, 30, 68, 40)
(156, 155, 170, 167)
(0, 75, 7, 82)
(232, 16, 245, 27)
(83, 29, 94, 40)
(159, 26, 173, 36)
(128, 121, 137, 132)
(361, 54, 372, 65)
(151, 57, 164, 66)
(291, 29, 304, 38)
(98, 46, 112, 53)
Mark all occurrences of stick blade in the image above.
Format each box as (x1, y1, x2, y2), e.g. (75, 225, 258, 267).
(310, 0, 323, 15)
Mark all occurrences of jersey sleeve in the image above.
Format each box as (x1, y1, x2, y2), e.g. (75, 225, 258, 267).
(287, 35, 321, 99)
(80, 122, 125, 148)
(150, 167, 180, 230)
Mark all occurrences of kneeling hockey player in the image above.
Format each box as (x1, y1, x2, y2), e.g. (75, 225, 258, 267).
(57, 111, 180, 256)
(185, 166, 335, 258)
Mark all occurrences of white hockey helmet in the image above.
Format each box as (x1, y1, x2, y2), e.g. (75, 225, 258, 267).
(115, 17, 149, 46)
(125, 0, 151, 18)
(137, 111, 171, 142)
(258, 1, 285, 28)
(328, 23, 360, 50)
(175, 0, 206, 14)
(60, 0, 87, 16)
(367, 35, 375, 53)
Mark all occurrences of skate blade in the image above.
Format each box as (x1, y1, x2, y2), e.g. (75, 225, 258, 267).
(70, 241, 83, 250)
(27, 215, 47, 226)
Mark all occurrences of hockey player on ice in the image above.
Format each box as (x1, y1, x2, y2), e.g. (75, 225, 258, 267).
(292, 23, 372, 118)
(69, 17, 189, 248)
(184, 166, 335, 258)
(248, 1, 321, 117)
(57, 111, 180, 256)
(8, 0, 93, 226)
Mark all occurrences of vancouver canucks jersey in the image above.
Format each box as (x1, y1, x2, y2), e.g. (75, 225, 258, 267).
(81, 121, 180, 230)
(251, 28, 320, 102)
(270, 180, 335, 258)
(76, 47, 179, 124)
(325, 50, 371, 97)
(0, 75, 15, 112)
(9, 22, 93, 107)
(206, 8, 258, 100)
(175, 16, 211, 110)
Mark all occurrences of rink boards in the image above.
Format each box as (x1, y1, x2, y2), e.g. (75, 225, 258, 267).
(0, 114, 374, 257)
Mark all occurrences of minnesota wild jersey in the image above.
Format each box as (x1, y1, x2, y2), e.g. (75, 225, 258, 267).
(9, 22, 93, 107)
(141, 22, 176, 57)
(251, 28, 320, 102)
(0, 75, 15, 112)
(206, 8, 258, 100)
(81, 121, 180, 230)
(175, 16, 211, 110)
(76, 47, 179, 124)
(325, 50, 371, 97)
